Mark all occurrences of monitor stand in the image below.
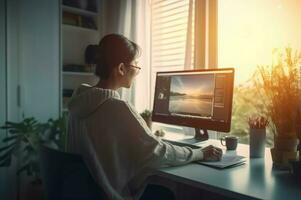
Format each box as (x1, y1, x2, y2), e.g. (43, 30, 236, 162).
(176, 128, 209, 146)
(194, 128, 209, 141)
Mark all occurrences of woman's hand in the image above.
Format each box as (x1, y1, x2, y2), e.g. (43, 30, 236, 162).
(201, 145, 223, 161)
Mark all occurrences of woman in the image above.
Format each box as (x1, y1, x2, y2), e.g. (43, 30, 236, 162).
(67, 34, 223, 200)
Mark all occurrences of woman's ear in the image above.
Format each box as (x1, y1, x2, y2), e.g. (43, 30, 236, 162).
(117, 63, 126, 76)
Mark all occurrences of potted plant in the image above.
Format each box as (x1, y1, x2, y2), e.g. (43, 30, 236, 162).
(290, 106, 301, 177)
(140, 109, 152, 129)
(0, 116, 67, 200)
(254, 48, 301, 169)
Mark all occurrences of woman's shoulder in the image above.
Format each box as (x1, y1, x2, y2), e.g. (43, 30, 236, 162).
(105, 98, 133, 109)
(105, 98, 139, 116)
(105, 98, 126, 106)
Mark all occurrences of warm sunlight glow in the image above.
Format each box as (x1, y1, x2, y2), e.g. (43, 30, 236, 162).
(218, 0, 301, 85)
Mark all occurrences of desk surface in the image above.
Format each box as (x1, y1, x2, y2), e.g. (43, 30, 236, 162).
(156, 139, 301, 200)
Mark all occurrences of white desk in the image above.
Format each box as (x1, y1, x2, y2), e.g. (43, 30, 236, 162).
(155, 139, 301, 200)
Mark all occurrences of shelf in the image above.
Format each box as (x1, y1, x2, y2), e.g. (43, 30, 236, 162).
(62, 24, 98, 33)
(61, 1, 99, 114)
(63, 71, 95, 76)
(62, 5, 98, 16)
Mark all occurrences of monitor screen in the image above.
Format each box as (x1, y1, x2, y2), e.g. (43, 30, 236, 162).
(152, 68, 234, 132)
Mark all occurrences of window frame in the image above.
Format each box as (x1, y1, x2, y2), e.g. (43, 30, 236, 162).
(148, 0, 219, 137)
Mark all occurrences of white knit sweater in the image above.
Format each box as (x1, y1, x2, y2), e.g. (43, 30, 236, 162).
(67, 84, 203, 200)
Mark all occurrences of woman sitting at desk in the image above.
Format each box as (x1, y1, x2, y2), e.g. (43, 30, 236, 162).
(67, 34, 223, 200)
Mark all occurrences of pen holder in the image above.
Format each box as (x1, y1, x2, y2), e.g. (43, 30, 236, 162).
(249, 128, 266, 158)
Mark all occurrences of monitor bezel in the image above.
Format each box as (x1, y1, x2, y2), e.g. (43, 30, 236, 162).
(151, 68, 235, 132)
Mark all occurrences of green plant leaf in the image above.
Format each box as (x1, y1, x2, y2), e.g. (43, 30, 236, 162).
(8, 129, 20, 134)
(0, 125, 10, 130)
(0, 156, 11, 167)
(0, 146, 15, 162)
(2, 135, 18, 143)
(23, 145, 34, 152)
(4, 121, 21, 127)
(0, 142, 17, 153)
(17, 163, 30, 175)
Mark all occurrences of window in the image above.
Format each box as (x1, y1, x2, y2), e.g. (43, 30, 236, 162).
(218, 0, 301, 145)
(219, 0, 301, 86)
(150, 0, 195, 105)
(148, 0, 221, 136)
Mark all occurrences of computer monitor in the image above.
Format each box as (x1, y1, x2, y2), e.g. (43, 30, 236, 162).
(152, 68, 235, 141)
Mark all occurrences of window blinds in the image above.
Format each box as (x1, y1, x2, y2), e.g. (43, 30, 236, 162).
(150, 0, 195, 103)
(151, 0, 194, 70)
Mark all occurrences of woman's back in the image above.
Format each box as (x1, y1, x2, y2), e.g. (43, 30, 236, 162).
(67, 84, 203, 199)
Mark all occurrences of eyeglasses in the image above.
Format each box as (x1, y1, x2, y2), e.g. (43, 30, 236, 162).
(128, 64, 141, 70)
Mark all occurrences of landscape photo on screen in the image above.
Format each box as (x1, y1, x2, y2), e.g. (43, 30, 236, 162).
(169, 74, 215, 118)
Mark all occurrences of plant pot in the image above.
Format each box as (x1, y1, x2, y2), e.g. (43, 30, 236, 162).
(271, 137, 299, 169)
(274, 137, 299, 151)
(26, 179, 44, 200)
(142, 117, 152, 129)
(271, 148, 299, 170)
(290, 160, 301, 180)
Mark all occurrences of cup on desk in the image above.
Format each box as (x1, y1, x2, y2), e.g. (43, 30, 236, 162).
(249, 128, 266, 158)
(220, 136, 238, 150)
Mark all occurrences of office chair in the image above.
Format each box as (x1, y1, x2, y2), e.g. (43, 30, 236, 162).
(39, 146, 107, 200)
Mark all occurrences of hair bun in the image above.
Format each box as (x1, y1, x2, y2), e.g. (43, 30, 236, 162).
(85, 44, 100, 64)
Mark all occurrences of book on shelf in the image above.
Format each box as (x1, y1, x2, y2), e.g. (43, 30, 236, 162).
(63, 64, 86, 72)
(81, 16, 97, 30)
(63, 89, 74, 97)
(63, 97, 70, 109)
(63, 89, 74, 109)
(63, 11, 97, 30)
(63, 64, 95, 73)
(63, 0, 97, 13)
(63, 12, 79, 26)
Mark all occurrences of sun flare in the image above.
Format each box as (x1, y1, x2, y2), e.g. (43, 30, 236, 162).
(218, 0, 301, 85)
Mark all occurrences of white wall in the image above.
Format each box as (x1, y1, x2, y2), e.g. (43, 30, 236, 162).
(0, 1, 8, 199)
(4, 0, 60, 198)
(6, 0, 60, 121)
(7, 0, 60, 121)
(7, 0, 20, 122)
(18, 0, 60, 121)
(7, 0, 60, 122)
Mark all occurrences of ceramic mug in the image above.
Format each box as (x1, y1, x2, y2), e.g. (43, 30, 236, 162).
(220, 136, 238, 150)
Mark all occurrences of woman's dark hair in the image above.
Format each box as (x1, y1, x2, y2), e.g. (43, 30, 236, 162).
(93, 34, 140, 80)
(85, 45, 99, 64)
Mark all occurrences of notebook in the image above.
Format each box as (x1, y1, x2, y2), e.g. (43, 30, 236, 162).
(197, 154, 247, 169)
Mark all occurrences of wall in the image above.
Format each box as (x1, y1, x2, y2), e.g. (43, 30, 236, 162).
(0, 0, 8, 199)
(7, 0, 60, 122)
(17, 0, 60, 121)
(4, 0, 60, 198)
(6, 0, 20, 122)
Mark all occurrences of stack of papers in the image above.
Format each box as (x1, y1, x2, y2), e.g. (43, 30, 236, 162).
(197, 155, 247, 169)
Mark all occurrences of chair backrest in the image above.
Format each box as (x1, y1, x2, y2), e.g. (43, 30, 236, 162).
(39, 146, 107, 200)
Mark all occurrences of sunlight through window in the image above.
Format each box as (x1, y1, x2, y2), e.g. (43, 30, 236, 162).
(218, 0, 301, 85)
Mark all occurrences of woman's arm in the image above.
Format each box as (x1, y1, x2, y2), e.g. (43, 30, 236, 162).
(112, 99, 203, 168)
